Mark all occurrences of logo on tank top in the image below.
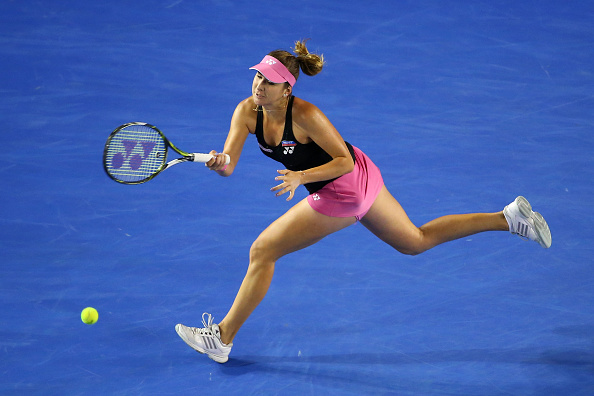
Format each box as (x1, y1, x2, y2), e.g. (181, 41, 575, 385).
(282, 140, 296, 155)
(258, 143, 273, 153)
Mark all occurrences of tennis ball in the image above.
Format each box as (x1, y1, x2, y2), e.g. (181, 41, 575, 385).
(81, 307, 99, 325)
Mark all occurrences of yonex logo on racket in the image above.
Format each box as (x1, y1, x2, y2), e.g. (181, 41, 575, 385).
(104, 122, 228, 185)
(110, 140, 156, 170)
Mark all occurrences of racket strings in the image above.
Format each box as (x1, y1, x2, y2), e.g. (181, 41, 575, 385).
(104, 124, 167, 183)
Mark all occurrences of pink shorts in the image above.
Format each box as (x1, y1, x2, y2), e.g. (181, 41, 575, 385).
(307, 146, 384, 221)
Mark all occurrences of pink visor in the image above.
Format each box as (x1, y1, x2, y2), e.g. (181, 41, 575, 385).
(249, 55, 296, 87)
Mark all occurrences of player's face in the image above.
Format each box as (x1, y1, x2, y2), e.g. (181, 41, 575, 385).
(252, 73, 290, 107)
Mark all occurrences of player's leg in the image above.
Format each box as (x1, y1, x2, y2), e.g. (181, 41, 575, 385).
(360, 186, 509, 255)
(218, 198, 357, 344)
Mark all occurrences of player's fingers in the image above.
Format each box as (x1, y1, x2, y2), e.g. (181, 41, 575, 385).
(205, 150, 218, 167)
(206, 151, 228, 170)
(270, 181, 285, 192)
(274, 185, 292, 197)
(213, 153, 227, 169)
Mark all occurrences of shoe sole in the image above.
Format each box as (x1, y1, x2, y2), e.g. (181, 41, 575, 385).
(175, 324, 229, 363)
(515, 196, 552, 248)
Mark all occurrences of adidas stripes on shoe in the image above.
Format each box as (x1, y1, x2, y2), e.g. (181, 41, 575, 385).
(503, 196, 552, 248)
(175, 313, 232, 363)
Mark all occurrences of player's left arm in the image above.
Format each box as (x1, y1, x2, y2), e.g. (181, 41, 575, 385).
(272, 99, 354, 200)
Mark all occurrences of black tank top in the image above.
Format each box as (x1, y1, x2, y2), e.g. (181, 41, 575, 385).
(255, 96, 355, 194)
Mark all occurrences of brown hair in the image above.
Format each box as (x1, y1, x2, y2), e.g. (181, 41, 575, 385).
(268, 39, 325, 85)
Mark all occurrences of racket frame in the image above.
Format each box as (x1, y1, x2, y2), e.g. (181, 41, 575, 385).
(103, 122, 226, 185)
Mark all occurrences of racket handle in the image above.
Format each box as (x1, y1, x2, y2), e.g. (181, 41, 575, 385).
(191, 153, 231, 165)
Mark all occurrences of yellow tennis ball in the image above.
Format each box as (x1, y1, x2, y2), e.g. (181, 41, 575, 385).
(81, 307, 99, 325)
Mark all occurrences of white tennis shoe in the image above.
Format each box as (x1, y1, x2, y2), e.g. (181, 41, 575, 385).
(175, 313, 232, 363)
(503, 196, 551, 248)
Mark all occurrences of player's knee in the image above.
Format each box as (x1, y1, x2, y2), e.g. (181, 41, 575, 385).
(392, 232, 428, 256)
(397, 245, 426, 256)
(249, 237, 277, 269)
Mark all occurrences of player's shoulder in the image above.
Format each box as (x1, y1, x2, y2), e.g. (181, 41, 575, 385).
(292, 96, 326, 123)
(236, 96, 257, 114)
(232, 96, 257, 121)
(231, 97, 258, 133)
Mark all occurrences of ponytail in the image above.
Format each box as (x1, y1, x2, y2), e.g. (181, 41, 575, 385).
(268, 39, 325, 85)
(293, 39, 324, 77)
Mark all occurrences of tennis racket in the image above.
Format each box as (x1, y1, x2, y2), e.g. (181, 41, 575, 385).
(103, 122, 230, 185)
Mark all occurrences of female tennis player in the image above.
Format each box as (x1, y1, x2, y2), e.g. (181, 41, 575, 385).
(175, 40, 551, 363)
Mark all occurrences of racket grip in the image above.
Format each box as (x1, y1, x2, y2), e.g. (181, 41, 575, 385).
(192, 153, 231, 165)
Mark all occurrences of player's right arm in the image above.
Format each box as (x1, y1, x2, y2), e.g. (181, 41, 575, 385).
(207, 97, 256, 176)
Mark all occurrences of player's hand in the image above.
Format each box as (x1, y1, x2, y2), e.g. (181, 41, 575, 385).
(205, 150, 228, 171)
(271, 169, 302, 201)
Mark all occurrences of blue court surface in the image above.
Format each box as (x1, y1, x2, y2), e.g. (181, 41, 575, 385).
(2, 1, 593, 395)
